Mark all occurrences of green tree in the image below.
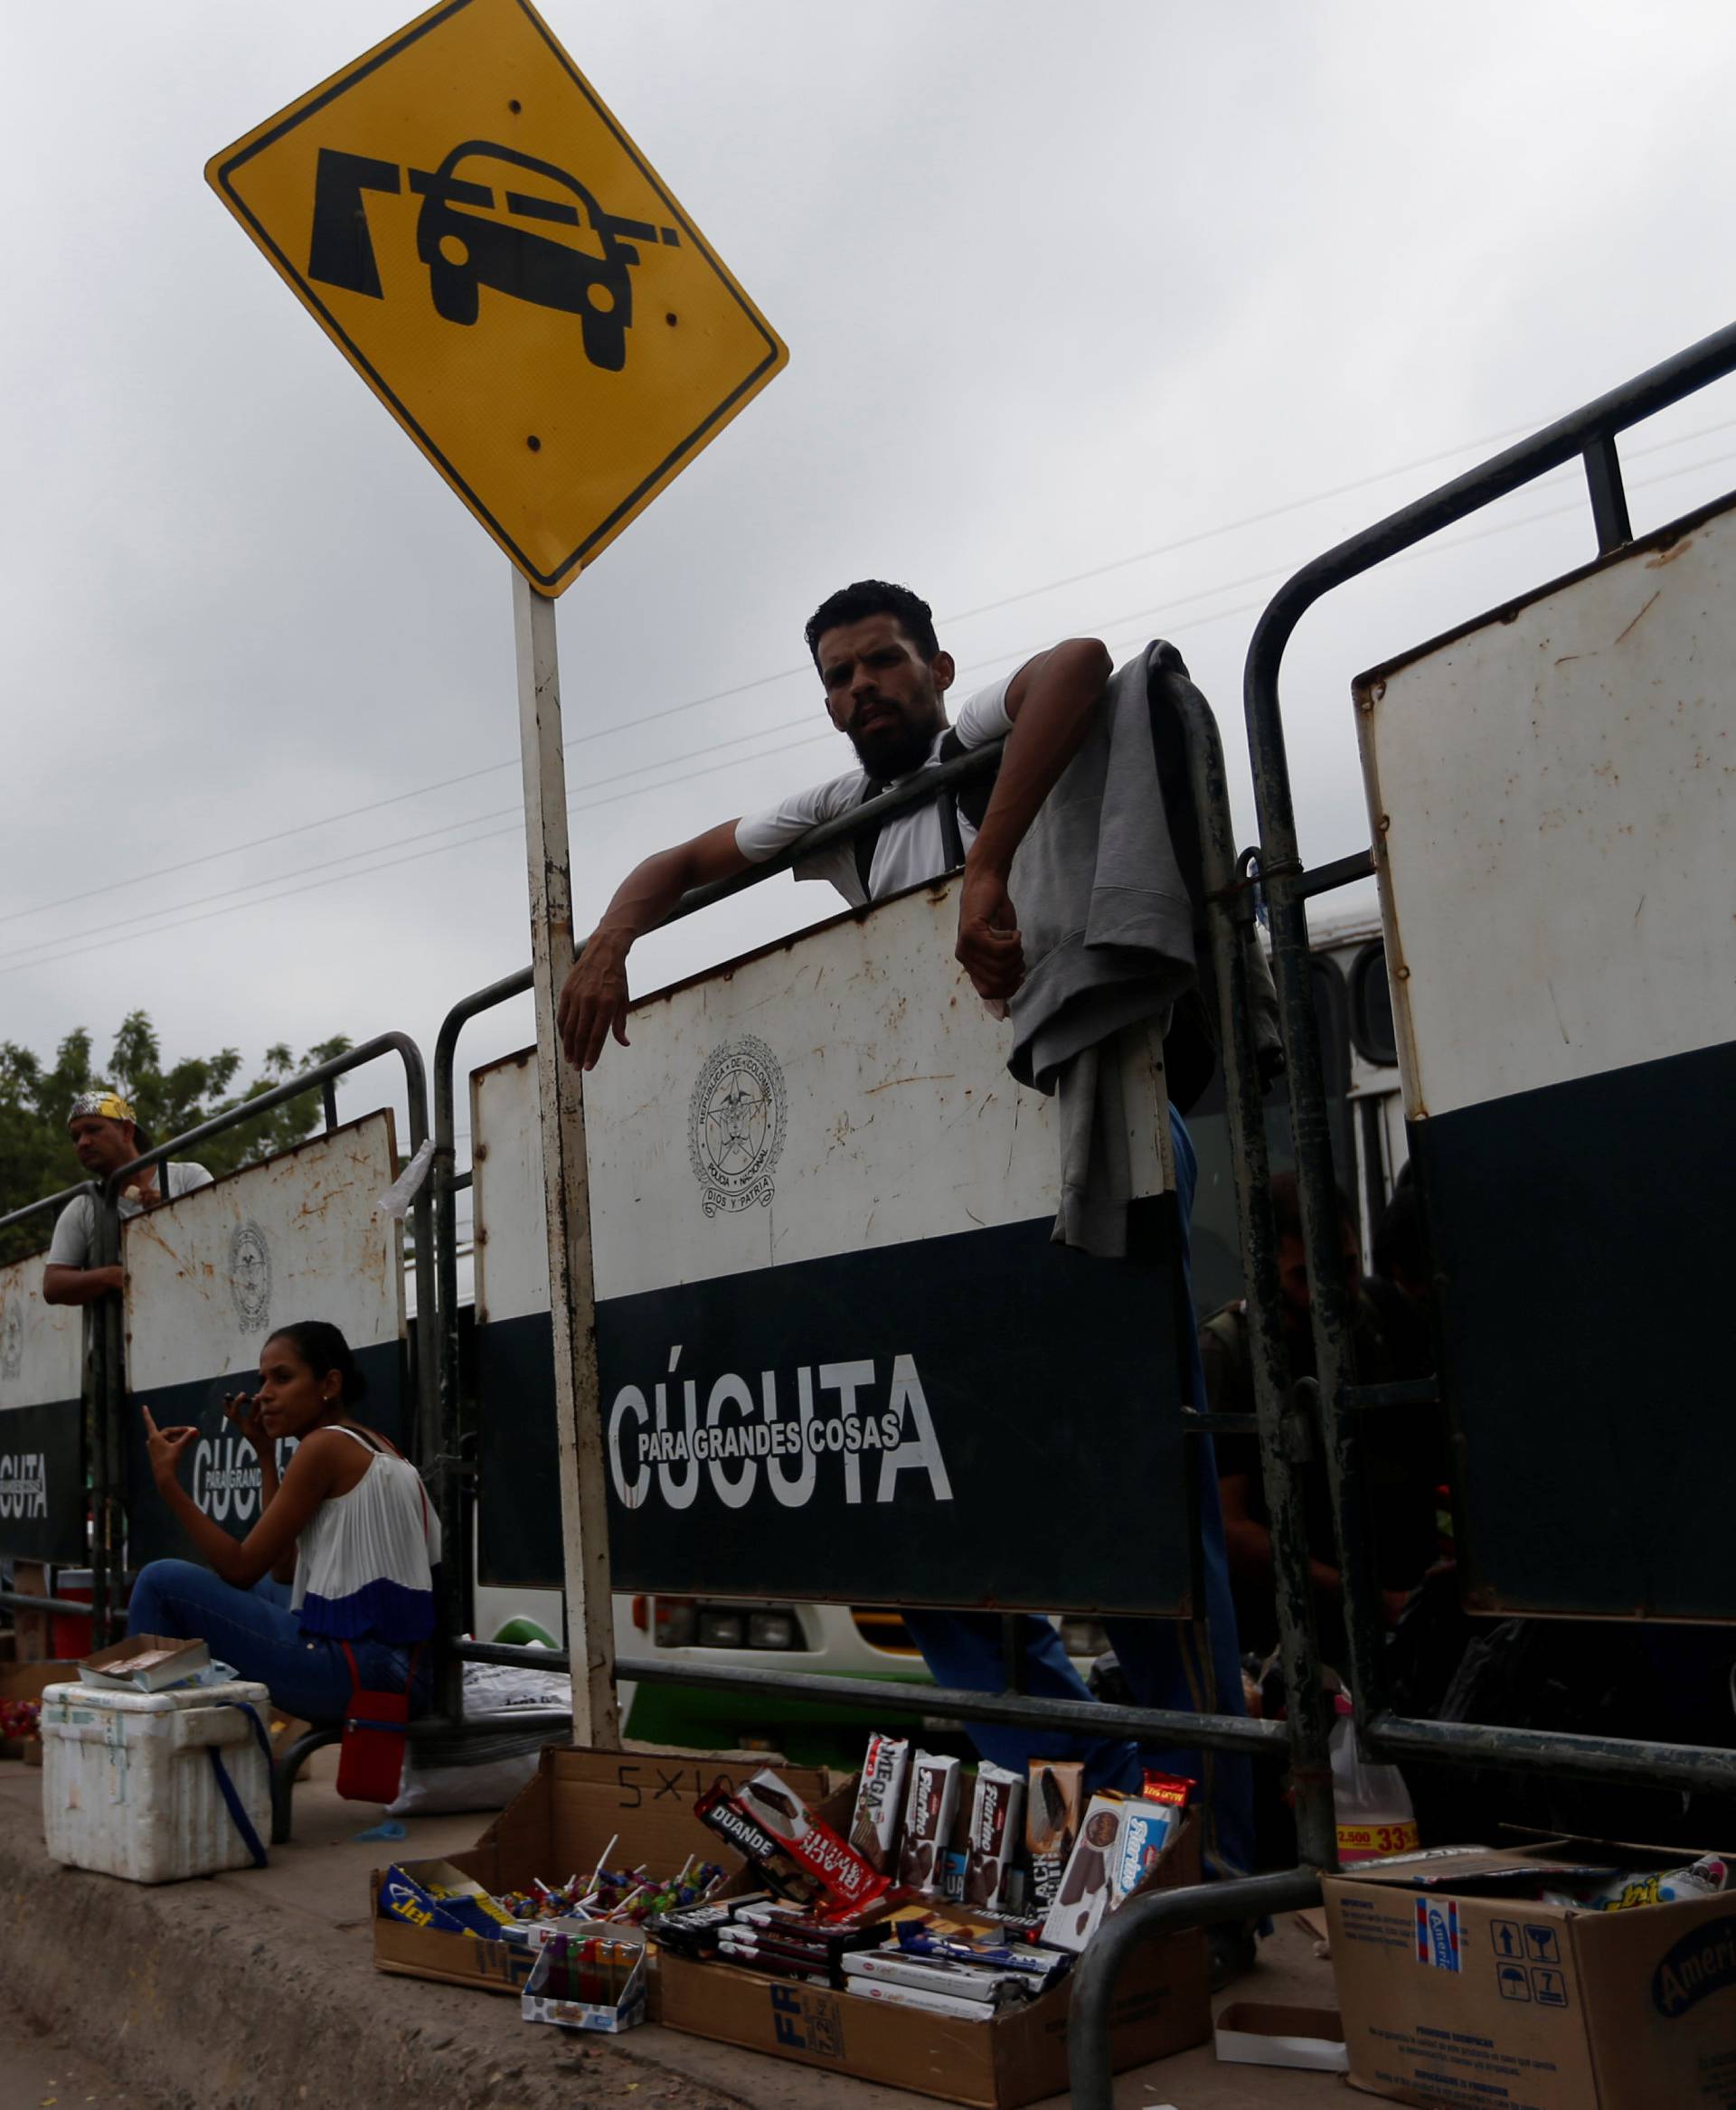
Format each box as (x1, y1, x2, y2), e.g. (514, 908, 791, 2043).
(0, 1013, 351, 1261)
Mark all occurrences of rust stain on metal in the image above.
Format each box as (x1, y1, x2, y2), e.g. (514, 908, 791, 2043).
(127, 1214, 177, 1258)
(1645, 535, 1694, 567)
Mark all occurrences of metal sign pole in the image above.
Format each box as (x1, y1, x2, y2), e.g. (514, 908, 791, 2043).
(512, 569, 619, 1748)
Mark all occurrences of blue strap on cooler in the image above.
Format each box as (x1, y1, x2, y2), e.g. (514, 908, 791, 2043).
(206, 1700, 274, 1869)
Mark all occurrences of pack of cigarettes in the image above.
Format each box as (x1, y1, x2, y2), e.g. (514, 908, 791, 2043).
(898, 1750, 962, 1895)
(1041, 1792, 1129, 1953)
(1026, 1760, 1083, 1910)
(850, 1732, 910, 1875)
(844, 1976, 995, 2022)
(962, 1761, 1024, 1909)
(738, 1768, 890, 1913)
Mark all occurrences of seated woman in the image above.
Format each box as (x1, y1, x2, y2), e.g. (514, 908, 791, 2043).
(130, 1319, 437, 1722)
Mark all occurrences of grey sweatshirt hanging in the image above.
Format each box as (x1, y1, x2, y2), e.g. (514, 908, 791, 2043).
(1005, 641, 1197, 1256)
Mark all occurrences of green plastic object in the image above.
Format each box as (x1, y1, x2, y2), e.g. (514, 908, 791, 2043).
(491, 1615, 559, 1648)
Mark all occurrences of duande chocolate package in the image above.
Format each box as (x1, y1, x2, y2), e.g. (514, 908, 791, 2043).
(693, 1780, 820, 1904)
(737, 1766, 890, 1913)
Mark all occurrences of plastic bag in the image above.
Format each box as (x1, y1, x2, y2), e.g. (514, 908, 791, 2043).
(375, 1138, 437, 1220)
(1329, 1691, 1419, 1863)
(386, 1658, 571, 1817)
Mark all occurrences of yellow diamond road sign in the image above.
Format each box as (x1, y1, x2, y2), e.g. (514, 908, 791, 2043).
(207, 0, 787, 595)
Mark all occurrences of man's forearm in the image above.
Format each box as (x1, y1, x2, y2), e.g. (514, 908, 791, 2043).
(966, 638, 1112, 876)
(42, 1265, 124, 1306)
(561, 820, 750, 1069)
(593, 842, 716, 947)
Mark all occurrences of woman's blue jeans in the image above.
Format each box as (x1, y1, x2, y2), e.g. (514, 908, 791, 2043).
(902, 1109, 1255, 1880)
(127, 1559, 430, 1722)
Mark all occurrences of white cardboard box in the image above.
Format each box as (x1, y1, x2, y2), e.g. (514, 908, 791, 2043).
(1214, 2000, 1348, 2072)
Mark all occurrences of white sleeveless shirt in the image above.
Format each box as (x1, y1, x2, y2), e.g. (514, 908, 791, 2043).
(290, 1427, 441, 1644)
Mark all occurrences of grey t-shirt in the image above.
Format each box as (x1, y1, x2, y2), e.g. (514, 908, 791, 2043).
(45, 1163, 214, 1270)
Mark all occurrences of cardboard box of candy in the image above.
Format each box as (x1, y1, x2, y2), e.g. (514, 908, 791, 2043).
(654, 1735, 1211, 2107)
(369, 1743, 831, 2002)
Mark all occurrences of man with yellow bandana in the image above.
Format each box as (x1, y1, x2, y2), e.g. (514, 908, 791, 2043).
(42, 1090, 212, 1305)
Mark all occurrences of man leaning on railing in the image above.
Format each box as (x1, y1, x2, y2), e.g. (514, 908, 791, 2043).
(557, 580, 1259, 1966)
(41, 1090, 212, 1306)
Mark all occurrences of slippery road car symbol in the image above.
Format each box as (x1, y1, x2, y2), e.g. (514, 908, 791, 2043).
(408, 142, 678, 369)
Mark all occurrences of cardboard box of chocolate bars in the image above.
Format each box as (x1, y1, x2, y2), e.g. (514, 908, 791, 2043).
(659, 1801, 1210, 2108)
(1325, 1835, 1736, 2110)
(370, 1743, 830, 2002)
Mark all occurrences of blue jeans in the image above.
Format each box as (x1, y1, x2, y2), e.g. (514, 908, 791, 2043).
(127, 1559, 431, 1722)
(903, 1110, 1254, 1880)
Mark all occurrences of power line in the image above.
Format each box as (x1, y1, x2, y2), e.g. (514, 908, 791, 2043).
(10, 435, 1733, 980)
(0, 730, 838, 980)
(0, 705, 839, 966)
(16, 403, 1715, 936)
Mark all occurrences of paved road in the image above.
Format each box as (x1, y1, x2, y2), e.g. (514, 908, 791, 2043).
(0, 1991, 166, 2110)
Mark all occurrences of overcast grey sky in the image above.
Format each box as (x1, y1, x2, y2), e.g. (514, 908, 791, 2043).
(5, 0, 1736, 1196)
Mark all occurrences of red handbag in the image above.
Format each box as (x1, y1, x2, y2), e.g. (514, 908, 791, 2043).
(335, 1642, 421, 1804)
(333, 1474, 430, 1804)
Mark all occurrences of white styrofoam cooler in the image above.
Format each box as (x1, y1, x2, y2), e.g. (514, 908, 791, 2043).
(40, 1678, 273, 1883)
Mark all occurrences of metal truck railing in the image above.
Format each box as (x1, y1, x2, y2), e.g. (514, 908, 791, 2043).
(0, 1033, 438, 1655)
(1068, 316, 1736, 2106)
(433, 665, 1340, 2106)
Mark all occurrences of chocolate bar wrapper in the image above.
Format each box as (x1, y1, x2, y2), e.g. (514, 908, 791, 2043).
(898, 1750, 963, 1896)
(1109, 1800, 1180, 1906)
(850, 1731, 910, 1876)
(1582, 1855, 1730, 1912)
(420, 1876, 522, 1937)
(732, 1904, 891, 1950)
(892, 1927, 1071, 1989)
(1040, 1791, 1129, 1954)
(693, 1781, 819, 1904)
(845, 1977, 995, 2023)
(842, 1949, 1025, 2004)
(649, 1894, 771, 1957)
(719, 1948, 833, 1987)
(722, 1920, 850, 1958)
(1139, 1767, 1193, 1811)
(1026, 1759, 1083, 1910)
(738, 1767, 890, 1912)
(378, 1867, 474, 1937)
(962, 1761, 1025, 1910)
(720, 1931, 844, 1975)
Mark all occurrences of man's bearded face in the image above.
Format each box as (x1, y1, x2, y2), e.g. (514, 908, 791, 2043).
(816, 613, 952, 780)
